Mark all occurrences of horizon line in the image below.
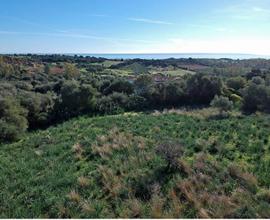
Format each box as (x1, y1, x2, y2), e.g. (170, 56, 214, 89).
(1, 52, 269, 56)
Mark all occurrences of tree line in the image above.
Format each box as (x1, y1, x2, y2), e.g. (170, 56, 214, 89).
(1, 56, 270, 142)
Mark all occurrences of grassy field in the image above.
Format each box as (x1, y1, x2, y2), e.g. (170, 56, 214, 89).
(101, 68, 133, 76)
(149, 66, 195, 76)
(150, 69, 195, 76)
(91, 60, 124, 68)
(1, 111, 270, 218)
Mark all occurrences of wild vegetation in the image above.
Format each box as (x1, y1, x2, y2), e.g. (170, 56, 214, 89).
(1, 54, 270, 218)
(1, 54, 270, 142)
(1, 113, 270, 218)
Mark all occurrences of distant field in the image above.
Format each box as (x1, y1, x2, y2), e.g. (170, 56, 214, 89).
(101, 68, 133, 76)
(150, 69, 195, 76)
(1, 111, 270, 218)
(91, 60, 124, 68)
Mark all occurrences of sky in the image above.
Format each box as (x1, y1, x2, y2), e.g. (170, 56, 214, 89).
(0, 0, 270, 54)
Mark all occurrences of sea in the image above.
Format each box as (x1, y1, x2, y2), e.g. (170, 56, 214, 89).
(70, 53, 270, 60)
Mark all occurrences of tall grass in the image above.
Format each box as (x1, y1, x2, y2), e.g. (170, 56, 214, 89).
(0, 112, 270, 217)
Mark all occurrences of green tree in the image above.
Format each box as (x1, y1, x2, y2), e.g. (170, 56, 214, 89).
(227, 77, 247, 90)
(55, 81, 97, 119)
(186, 73, 223, 104)
(44, 64, 51, 75)
(242, 81, 269, 113)
(211, 95, 233, 115)
(103, 79, 134, 95)
(165, 81, 186, 106)
(96, 92, 128, 114)
(127, 94, 146, 111)
(134, 74, 153, 97)
(64, 63, 79, 79)
(20, 92, 55, 128)
(0, 56, 14, 78)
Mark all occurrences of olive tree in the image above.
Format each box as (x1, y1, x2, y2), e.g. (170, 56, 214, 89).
(211, 95, 233, 115)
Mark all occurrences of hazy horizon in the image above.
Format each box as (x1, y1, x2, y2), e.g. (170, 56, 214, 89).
(2, 52, 270, 60)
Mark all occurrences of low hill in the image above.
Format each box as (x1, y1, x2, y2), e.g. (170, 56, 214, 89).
(1, 112, 270, 218)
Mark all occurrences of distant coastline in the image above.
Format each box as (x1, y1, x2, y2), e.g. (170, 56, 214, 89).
(2, 53, 270, 60)
(69, 53, 270, 60)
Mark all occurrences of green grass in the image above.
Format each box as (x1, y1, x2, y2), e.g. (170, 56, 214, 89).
(90, 60, 123, 68)
(162, 69, 195, 76)
(121, 62, 149, 75)
(1, 112, 270, 218)
(101, 69, 133, 76)
(102, 60, 123, 68)
(149, 67, 195, 76)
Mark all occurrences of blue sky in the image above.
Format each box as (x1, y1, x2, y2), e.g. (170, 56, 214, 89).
(0, 0, 270, 54)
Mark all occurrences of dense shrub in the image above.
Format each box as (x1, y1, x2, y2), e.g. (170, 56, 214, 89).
(54, 80, 97, 119)
(142, 80, 186, 107)
(99, 79, 111, 94)
(210, 95, 233, 115)
(134, 74, 153, 96)
(165, 81, 186, 106)
(127, 94, 147, 111)
(34, 82, 58, 93)
(19, 92, 55, 128)
(145, 83, 167, 106)
(0, 82, 17, 97)
(103, 79, 134, 95)
(156, 140, 184, 171)
(186, 73, 223, 104)
(227, 76, 247, 90)
(0, 56, 15, 78)
(0, 96, 28, 142)
(242, 80, 270, 113)
(246, 69, 264, 80)
(64, 63, 80, 79)
(15, 81, 33, 91)
(96, 92, 128, 114)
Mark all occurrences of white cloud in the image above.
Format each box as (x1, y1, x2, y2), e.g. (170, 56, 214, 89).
(190, 24, 232, 33)
(217, 3, 270, 21)
(0, 30, 159, 45)
(252, 6, 270, 13)
(128, 17, 173, 25)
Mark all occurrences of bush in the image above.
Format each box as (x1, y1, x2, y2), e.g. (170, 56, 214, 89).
(156, 140, 184, 171)
(96, 92, 129, 114)
(64, 63, 80, 79)
(165, 81, 186, 106)
(242, 81, 270, 113)
(186, 73, 223, 104)
(226, 77, 247, 91)
(134, 74, 153, 96)
(210, 95, 233, 115)
(54, 81, 97, 119)
(103, 79, 134, 95)
(127, 94, 147, 111)
(19, 92, 55, 128)
(0, 96, 28, 142)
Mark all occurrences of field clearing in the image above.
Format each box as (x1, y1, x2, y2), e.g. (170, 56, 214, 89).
(91, 60, 123, 68)
(101, 68, 133, 76)
(148, 65, 195, 76)
(150, 69, 195, 76)
(1, 112, 270, 218)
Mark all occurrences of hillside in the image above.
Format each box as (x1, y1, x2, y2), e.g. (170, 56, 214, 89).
(1, 111, 270, 218)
